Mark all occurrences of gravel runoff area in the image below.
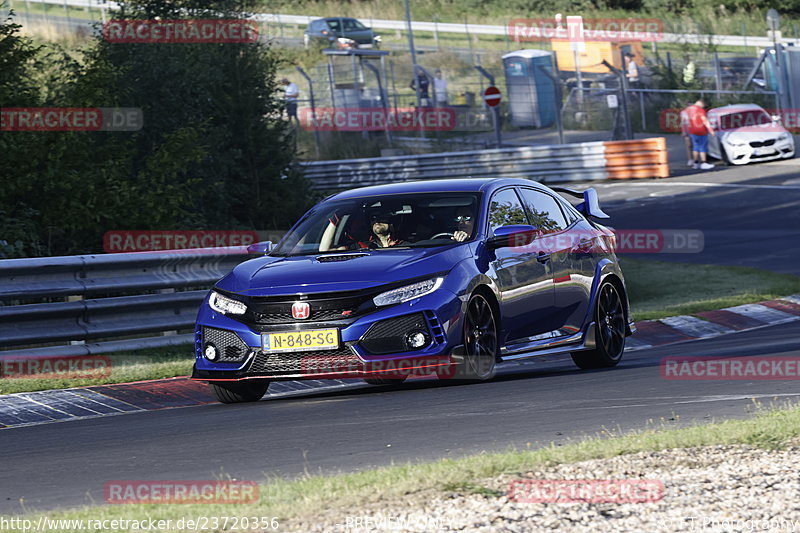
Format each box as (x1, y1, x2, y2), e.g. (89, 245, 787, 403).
(286, 445, 800, 532)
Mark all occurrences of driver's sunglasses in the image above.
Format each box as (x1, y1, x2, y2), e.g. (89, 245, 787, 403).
(454, 215, 472, 223)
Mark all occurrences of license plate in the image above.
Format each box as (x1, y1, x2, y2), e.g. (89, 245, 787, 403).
(261, 329, 339, 353)
(753, 148, 764, 156)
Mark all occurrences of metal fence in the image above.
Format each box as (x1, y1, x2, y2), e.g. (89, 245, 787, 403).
(0, 248, 251, 358)
(562, 87, 781, 140)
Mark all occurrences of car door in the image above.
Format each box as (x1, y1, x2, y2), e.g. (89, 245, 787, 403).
(487, 188, 556, 345)
(342, 18, 372, 44)
(518, 187, 589, 336)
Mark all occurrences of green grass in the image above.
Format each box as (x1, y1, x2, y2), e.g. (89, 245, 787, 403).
(622, 257, 800, 321)
(0, 346, 193, 395)
(13, 401, 800, 531)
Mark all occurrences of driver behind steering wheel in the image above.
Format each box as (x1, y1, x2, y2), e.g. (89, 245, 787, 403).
(452, 206, 474, 242)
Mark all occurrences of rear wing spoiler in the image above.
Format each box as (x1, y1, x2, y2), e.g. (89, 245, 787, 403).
(550, 187, 611, 219)
(551, 187, 610, 220)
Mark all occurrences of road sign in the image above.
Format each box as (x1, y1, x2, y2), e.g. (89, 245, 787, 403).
(767, 8, 780, 31)
(483, 86, 501, 107)
(567, 15, 586, 53)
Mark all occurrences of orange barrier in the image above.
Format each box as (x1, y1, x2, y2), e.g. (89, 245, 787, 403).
(603, 138, 669, 179)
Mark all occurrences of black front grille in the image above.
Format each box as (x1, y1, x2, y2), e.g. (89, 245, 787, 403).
(360, 313, 430, 355)
(254, 308, 356, 324)
(203, 327, 251, 363)
(750, 139, 776, 148)
(244, 290, 377, 325)
(248, 348, 362, 375)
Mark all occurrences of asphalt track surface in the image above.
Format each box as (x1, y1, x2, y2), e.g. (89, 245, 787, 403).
(2, 160, 800, 515)
(592, 158, 800, 275)
(3, 321, 799, 514)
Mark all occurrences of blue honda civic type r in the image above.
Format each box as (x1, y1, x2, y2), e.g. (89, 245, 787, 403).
(192, 178, 635, 403)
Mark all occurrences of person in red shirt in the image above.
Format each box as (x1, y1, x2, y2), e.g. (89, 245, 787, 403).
(684, 99, 716, 170)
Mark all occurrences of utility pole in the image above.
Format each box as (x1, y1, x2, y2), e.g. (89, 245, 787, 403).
(404, 0, 417, 66)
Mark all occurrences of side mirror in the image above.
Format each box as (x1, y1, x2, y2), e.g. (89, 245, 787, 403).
(487, 225, 538, 250)
(772, 114, 782, 123)
(247, 241, 272, 255)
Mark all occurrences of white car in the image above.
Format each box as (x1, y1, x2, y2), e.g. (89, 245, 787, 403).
(707, 104, 795, 165)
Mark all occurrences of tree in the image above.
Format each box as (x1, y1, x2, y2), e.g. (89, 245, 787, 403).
(0, 2, 314, 256)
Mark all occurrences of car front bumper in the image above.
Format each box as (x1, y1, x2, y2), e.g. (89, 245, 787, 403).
(723, 138, 794, 164)
(191, 288, 463, 382)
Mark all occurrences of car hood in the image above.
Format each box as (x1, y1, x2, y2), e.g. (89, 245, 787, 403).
(217, 245, 470, 296)
(720, 124, 788, 140)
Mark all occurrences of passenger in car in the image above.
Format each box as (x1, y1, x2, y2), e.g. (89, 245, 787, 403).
(369, 212, 406, 248)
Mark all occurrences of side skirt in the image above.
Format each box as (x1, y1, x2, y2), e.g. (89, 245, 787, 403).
(499, 322, 597, 362)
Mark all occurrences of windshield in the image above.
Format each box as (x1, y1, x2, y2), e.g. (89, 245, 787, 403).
(272, 192, 481, 256)
(715, 109, 772, 131)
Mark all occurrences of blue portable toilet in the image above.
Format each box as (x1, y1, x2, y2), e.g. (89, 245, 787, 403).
(502, 50, 556, 128)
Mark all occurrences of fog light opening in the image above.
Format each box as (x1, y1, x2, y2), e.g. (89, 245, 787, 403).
(405, 330, 430, 350)
(204, 343, 218, 361)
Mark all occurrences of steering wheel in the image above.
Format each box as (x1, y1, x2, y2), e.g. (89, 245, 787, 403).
(430, 232, 455, 240)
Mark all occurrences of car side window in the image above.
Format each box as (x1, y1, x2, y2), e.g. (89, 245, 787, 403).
(487, 189, 528, 234)
(556, 197, 580, 224)
(518, 189, 569, 233)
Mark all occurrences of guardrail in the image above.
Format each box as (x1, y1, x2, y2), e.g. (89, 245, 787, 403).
(0, 248, 251, 358)
(10, 0, 788, 48)
(301, 137, 669, 191)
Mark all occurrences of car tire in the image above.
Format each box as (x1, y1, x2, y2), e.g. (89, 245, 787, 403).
(571, 281, 626, 370)
(363, 377, 406, 385)
(720, 145, 732, 165)
(210, 381, 270, 403)
(442, 292, 498, 381)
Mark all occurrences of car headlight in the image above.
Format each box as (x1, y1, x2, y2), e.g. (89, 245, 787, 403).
(373, 278, 444, 307)
(725, 133, 747, 147)
(374, 35, 382, 42)
(777, 133, 790, 142)
(209, 291, 247, 315)
(337, 37, 356, 45)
